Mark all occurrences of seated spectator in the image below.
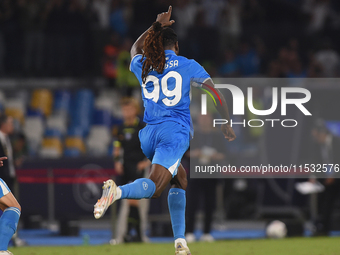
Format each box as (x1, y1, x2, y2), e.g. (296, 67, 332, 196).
(92, 0, 111, 30)
(173, 0, 197, 40)
(110, 0, 129, 37)
(307, 54, 323, 78)
(117, 38, 139, 96)
(235, 41, 260, 77)
(277, 47, 291, 75)
(286, 58, 307, 78)
(103, 34, 120, 86)
(267, 60, 285, 78)
(218, 50, 239, 77)
(315, 40, 339, 77)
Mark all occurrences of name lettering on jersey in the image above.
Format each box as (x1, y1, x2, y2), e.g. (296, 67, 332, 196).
(165, 60, 178, 70)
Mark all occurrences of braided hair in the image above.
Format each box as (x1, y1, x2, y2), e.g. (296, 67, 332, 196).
(141, 22, 178, 83)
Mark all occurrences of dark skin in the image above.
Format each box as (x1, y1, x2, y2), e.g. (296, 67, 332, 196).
(202, 78, 236, 141)
(130, 6, 176, 58)
(130, 6, 235, 198)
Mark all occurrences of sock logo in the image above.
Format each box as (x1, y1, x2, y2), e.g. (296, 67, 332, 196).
(142, 181, 148, 190)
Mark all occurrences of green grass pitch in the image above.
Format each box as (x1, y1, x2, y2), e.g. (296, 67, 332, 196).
(11, 237, 340, 255)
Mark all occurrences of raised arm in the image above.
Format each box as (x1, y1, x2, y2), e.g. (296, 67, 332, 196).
(202, 78, 236, 142)
(130, 6, 175, 59)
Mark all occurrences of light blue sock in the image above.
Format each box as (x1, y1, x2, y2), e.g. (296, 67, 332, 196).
(0, 207, 21, 251)
(120, 178, 156, 200)
(168, 188, 186, 240)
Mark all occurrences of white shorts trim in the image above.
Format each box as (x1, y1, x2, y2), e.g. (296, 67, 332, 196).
(168, 159, 180, 176)
(0, 179, 10, 198)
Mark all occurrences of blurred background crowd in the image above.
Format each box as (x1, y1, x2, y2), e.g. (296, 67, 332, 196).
(0, 0, 340, 157)
(0, 0, 340, 79)
(0, 0, 340, 244)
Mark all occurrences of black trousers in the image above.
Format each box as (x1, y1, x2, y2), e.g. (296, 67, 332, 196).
(186, 178, 217, 234)
(117, 163, 144, 186)
(318, 179, 340, 232)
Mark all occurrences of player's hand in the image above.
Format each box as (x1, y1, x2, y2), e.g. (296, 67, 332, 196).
(221, 124, 236, 142)
(114, 161, 123, 175)
(0, 156, 7, 167)
(156, 6, 175, 27)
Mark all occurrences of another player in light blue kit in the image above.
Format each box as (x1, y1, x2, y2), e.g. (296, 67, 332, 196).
(94, 6, 235, 255)
(0, 156, 21, 255)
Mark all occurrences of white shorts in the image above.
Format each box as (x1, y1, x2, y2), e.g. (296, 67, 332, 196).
(0, 178, 10, 198)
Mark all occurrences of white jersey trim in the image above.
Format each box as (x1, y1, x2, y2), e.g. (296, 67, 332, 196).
(129, 54, 143, 72)
(0, 180, 10, 197)
(203, 77, 213, 85)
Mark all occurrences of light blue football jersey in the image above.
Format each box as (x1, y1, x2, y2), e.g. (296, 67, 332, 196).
(130, 49, 210, 134)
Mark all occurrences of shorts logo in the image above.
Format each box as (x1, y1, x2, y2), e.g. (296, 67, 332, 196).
(142, 182, 148, 190)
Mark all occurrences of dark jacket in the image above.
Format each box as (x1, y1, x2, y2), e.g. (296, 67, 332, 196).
(0, 136, 13, 181)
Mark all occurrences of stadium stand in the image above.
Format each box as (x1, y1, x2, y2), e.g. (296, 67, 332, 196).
(0, 88, 125, 158)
